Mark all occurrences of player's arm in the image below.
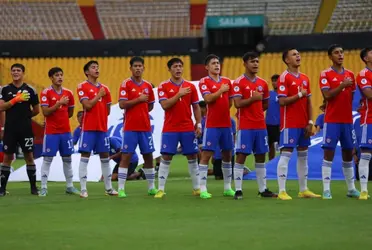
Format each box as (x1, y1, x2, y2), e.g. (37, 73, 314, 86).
(147, 86, 155, 112)
(41, 101, 63, 116)
(358, 76, 372, 99)
(192, 103, 201, 125)
(262, 99, 269, 111)
(81, 95, 101, 111)
(0, 91, 31, 111)
(159, 92, 183, 110)
(110, 150, 121, 161)
(203, 86, 229, 104)
(106, 87, 112, 116)
(68, 107, 74, 118)
(320, 76, 353, 100)
(31, 104, 40, 117)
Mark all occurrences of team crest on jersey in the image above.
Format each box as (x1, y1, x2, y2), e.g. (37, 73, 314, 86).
(207, 141, 211, 146)
(289, 139, 294, 143)
(41, 96, 47, 102)
(163, 144, 167, 148)
(159, 91, 164, 96)
(361, 78, 368, 85)
(279, 85, 285, 91)
(241, 144, 246, 149)
(326, 138, 331, 143)
(83, 143, 87, 148)
(46, 148, 50, 152)
(124, 145, 128, 149)
(79, 91, 84, 96)
(369, 139, 372, 144)
(144, 88, 149, 94)
(120, 90, 126, 96)
(257, 86, 263, 91)
(234, 86, 239, 92)
(302, 81, 307, 86)
(321, 78, 327, 84)
(201, 85, 207, 90)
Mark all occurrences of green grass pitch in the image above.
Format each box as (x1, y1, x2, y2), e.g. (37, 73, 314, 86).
(1, 156, 372, 250)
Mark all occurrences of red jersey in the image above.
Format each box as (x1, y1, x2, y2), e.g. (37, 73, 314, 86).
(40, 86, 74, 134)
(158, 79, 199, 132)
(199, 76, 233, 128)
(232, 75, 269, 129)
(356, 68, 372, 125)
(277, 70, 311, 129)
(319, 67, 355, 124)
(77, 81, 111, 132)
(119, 78, 155, 132)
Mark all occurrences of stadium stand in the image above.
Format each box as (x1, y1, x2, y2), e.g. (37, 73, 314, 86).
(0, 0, 92, 40)
(324, 0, 372, 33)
(206, 0, 322, 35)
(223, 50, 365, 119)
(0, 56, 191, 128)
(96, 0, 197, 39)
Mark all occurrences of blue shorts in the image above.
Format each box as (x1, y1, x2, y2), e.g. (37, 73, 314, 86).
(43, 133, 74, 157)
(0, 141, 3, 153)
(122, 131, 155, 154)
(202, 127, 233, 152)
(359, 124, 372, 149)
(161, 131, 198, 155)
(236, 129, 268, 155)
(322, 123, 354, 150)
(279, 128, 310, 149)
(79, 131, 110, 153)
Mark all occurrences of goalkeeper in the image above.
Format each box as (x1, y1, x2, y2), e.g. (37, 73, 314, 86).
(0, 64, 40, 196)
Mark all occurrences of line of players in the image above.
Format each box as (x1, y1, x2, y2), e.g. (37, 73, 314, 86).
(0, 45, 371, 200)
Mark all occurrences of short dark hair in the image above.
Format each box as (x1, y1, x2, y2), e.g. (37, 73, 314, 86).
(360, 47, 372, 63)
(271, 74, 279, 82)
(11, 63, 25, 72)
(83, 60, 98, 74)
(282, 48, 296, 64)
(199, 100, 206, 108)
(204, 54, 220, 65)
(77, 111, 84, 117)
(242, 51, 259, 62)
(48, 67, 63, 77)
(130, 56, 144, 67)
(327, 44, 343, 56)
(167, 58, 184, 69)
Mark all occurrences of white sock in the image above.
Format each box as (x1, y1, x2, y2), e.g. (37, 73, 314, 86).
(188, 159, 200, 190)
(297, 150, 308, 192)
(222, 161, 232, 190)
(62, 156, 73, 188)
(199, 164, 208, 192)
(277, 151, 291, 192)
(118, 167, 128, 190)
(158, 158, 170, 191)
(359, 153, 371, 192)
(41, 157, 53, 189)
(255, 162, 266, 193)
(322, 160, 332, 192)
(234, 163, 244, 191)
(101, 158, 112, 190)
(79, 157, 89, 191)
(342, 161, 355, 191)
(143, 168, 156, 190)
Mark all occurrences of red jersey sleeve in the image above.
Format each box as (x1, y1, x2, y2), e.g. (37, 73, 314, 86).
(319, 71, 331, 91)
(40, 89, 49, 107)
(104, 86, 112, 104)
(148, 84, 155, 104)
(228, 80, 234, 98)
(232, 80, 243, 98)
(349, 72, 356, 92)
(263, 81, 269, 100)
(277, 74, 288, 97)
(190, 84, 199, 104)
(306, 77, 312, 97)
(119, 82, 128, 101)
(68, 90, 75, 108)
(158, 83, 168, 102)
(199, 78, 211, 96)
(77, 83, 88, 102)
(357, 74, 372, 90)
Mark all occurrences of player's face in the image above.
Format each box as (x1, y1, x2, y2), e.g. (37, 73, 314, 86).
(86, 63, 99, 78)
(244, 57, 259, 74)
(330, 47, 344, 65)
(206, 58, 220, 75)
(11, 67, 24, 81)
(130, 62, 144, 77)
(50, 71, 63, 86)
(286, 50, 301, 67)
(364, 50, 372, 63)
(169, 62, 183, 79)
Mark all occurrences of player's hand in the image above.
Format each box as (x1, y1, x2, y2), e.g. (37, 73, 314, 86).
(304, 124, 313, 138)
(138, 93, 149, 102)
(219, 84, 230, 93)
(300, 87, 307, 97)
(0, 130, 3, 140)
(195, 127, 202, 138)
(59, 96, 69, 105)
(98, 88, 106, 97)
(15, 92, 30, 103)
(341, 78, 353, 88)
(178, 87, 191, 97)
(252, 91, 263, 100)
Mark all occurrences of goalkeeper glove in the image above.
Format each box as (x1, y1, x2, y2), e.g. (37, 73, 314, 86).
(9, 92, 30, 105)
